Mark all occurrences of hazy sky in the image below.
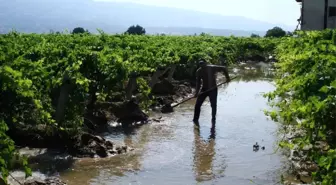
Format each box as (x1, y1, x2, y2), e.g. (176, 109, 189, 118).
(95, 0, 301, 26)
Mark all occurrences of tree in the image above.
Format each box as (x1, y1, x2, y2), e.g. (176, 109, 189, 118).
(72, 27, 86, 34)
(125, 25, 146, 35)
(251, 33, 260, 38)
(265, 27, 286, 38)
(200, 32, 211, 36)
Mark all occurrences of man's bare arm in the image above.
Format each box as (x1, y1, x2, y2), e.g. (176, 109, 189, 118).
(211, 65, 231, 81)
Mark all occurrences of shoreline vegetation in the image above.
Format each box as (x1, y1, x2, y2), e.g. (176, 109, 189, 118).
(0, 29, 335, 185)
(264, 29, 336, 185)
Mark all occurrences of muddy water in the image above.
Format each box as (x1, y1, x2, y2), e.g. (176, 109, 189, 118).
(52, 63, 287, 185)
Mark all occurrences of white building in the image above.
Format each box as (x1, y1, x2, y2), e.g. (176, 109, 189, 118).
(296, 0, 336, 30)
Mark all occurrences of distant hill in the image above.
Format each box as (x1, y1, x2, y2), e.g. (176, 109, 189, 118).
(0, 0, 293, 36)
(145, 27, 266, 37)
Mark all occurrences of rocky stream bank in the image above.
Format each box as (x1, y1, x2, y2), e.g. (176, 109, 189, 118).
(280, 125, 330, 185)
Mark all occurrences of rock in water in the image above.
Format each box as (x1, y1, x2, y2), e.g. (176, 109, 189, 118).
(151, 79, 175, 95)
(105, 140, 113, 149)
(24, 177, 67, 185)
(45, 177, 67, 185)
(80, 133, 90, 145)
(173, 82, 192, 97)
(122, 146, 128, 152)
(69, 133, 116, 158)
(111, 99, 149, 124)
(24, 178, 46, 185)
(92, 135, 105, 143)
(161, 104, 174, 113)
(96, 144, 108, 158)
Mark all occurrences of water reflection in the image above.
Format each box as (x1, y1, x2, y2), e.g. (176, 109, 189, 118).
(59, 124, 154, 185)
(193, 121, 221, 182)
(229, 62, 275, 82)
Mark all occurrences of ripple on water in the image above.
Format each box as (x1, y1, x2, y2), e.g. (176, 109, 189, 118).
(143, 141, 186, 168)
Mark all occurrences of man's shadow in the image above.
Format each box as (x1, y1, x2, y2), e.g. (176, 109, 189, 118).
(192, 120, 217, 182)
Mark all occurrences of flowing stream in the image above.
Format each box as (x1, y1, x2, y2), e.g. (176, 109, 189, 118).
(11, 62, 289, 185)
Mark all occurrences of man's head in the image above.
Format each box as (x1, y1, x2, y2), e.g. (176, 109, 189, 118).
(198, 59, 207, 68)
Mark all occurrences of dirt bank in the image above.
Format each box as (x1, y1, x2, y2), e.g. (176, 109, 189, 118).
(8, 126, 130, 159)
(7, 78, 192, 162)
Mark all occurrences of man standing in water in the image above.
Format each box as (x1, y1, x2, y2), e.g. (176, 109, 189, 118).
(193, 59, 231, 123)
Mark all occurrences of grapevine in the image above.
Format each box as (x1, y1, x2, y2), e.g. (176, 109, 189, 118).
(0, 31, 276, 182)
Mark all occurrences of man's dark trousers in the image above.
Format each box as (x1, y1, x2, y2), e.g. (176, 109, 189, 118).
(193, 87, 218, 121)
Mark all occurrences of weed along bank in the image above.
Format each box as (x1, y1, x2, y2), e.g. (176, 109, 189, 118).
(296, 0, 336, 30)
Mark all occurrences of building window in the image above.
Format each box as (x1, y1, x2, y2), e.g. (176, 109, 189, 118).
(329, 6, 336, 17)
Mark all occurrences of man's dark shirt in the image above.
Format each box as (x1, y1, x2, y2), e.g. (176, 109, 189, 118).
(195, 65, 229, 91)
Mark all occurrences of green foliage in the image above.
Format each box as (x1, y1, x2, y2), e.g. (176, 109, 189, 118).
(0, 31, 277, 182)
(264, 29, 336, 184)
(265, 26, 287, 38)
(0, 119, 15, 183)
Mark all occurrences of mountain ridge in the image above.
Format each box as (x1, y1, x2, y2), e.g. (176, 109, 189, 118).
(0, 0, 294, 36)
